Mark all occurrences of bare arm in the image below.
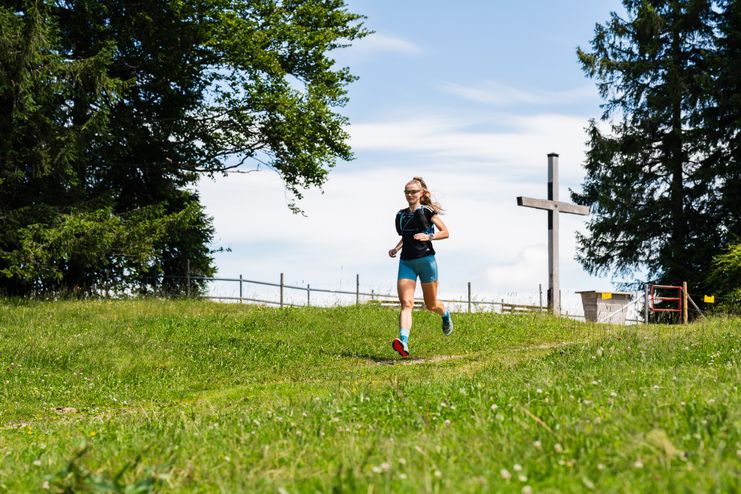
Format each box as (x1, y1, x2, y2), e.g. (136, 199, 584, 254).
(413, 215, 449, 242)
(388, 238, 403, 257)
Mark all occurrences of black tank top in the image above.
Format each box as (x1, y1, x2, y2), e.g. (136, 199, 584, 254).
(395, 206, 437, 260)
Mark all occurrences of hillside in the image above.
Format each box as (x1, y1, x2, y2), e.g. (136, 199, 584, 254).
(0, 299, 738, 493)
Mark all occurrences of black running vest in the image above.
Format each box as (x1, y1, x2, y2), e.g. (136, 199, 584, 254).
(395, 206, 437, 260)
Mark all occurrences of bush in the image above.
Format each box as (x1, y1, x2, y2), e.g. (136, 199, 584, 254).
(707, 242, 741, 313)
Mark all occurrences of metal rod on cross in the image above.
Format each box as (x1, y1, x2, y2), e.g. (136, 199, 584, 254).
(517, 153, 589, 316)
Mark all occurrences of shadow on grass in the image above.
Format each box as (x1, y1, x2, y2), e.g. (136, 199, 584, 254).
(339, 352, 464, 366)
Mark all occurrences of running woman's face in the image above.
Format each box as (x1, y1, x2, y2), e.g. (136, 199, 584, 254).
(404, 182, 423, 205)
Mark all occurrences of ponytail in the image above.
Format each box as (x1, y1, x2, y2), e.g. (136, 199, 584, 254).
(410, 176, 444, 213)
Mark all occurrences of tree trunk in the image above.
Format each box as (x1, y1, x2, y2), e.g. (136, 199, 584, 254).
(668, 15, 687, 281)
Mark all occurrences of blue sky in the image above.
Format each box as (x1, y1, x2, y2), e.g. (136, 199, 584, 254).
(198, 0, 629, 313)
(338, 1, 618, 118)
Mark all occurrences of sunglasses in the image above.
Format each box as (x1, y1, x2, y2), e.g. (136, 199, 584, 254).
(404, 189, 422, 194)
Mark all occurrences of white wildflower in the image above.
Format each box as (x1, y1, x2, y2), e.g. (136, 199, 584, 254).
(500, 468, 512, 480)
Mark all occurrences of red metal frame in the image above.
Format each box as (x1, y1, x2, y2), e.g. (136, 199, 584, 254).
(649, 284, 683, 313)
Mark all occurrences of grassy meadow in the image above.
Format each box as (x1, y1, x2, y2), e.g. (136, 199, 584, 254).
(0, 299, 738, 493)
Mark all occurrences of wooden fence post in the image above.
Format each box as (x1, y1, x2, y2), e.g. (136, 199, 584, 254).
(539, 283, 543, 310)
(239, 274, 243, 303)
(467, 282, 471, 313)
(307, 284, 311, 307)
(186, 259, 191, 298)
(280, 273, 284, 308)
(683, 281, 688, 324)
(356, 274, 360, 305)
(644, 284, 649, 324)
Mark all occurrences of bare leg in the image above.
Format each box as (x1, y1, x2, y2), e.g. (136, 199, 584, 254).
(397, 278, 417, 329)
(421, 281, 445, 316)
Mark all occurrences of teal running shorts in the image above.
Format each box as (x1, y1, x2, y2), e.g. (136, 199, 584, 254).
(398, 255, 438, 283)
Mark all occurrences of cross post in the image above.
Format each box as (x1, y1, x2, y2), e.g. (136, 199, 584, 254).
(517, 153, 589, 316)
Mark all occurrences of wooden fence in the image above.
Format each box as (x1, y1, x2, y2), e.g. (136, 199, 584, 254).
(180, 272, 547, 314)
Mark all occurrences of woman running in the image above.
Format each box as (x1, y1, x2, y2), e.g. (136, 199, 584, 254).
(388, 177, 452, 357)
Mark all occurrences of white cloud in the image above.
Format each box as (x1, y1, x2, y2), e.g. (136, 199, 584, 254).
(349, 113, 589, 183)
(347, 33, 422, 57)
(197, 109, 614, 313)
(477, 245, 547, 291)
(438, 81, 598, 107)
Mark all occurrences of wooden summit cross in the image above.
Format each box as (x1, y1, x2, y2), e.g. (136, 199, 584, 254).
(517, 153, 589, 316)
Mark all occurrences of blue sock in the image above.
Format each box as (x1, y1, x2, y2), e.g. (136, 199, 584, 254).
(399, 328, 410, 343)
(443, 311, 450, 321)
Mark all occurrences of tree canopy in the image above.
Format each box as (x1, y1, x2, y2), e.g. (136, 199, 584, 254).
(0, 0, 369, 296)
(573, 0, 740, 307)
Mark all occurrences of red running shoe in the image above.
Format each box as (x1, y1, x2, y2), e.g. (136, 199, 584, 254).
(392, 338, 410, 357)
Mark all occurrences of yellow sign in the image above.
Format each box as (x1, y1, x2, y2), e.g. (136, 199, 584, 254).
(704, 295, 715, 303)
(601, 292, 612, 300)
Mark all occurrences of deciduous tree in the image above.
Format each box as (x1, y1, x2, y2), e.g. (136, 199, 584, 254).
(0, 0, 368, 296)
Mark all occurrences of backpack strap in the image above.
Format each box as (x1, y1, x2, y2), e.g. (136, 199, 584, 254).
(415, 206, 431, 230)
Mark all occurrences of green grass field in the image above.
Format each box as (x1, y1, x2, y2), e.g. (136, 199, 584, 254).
(0, 299, 738, 493)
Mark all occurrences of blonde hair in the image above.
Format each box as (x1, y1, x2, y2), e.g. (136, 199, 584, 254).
(409, 176, 444, 213)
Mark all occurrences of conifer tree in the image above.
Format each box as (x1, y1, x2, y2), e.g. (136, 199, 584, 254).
(573, 0, 739, 298)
